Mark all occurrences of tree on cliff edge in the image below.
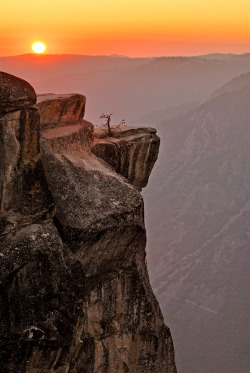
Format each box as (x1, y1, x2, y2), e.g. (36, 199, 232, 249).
(100, 113, 125, 136)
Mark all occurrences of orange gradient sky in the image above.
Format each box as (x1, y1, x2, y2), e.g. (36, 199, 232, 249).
(1, 0, 250, 57)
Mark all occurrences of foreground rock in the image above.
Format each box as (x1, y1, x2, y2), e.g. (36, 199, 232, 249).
(0, 98, 52, 235)
(0, 74, 176, 372)
(41, 151, 145, 276)
(92, 126, 160, 190)
(36, 93, 86, 125)
(40, 120, 94, 156)
(0, 220, 86, 371)
(0, 72, 36, 113)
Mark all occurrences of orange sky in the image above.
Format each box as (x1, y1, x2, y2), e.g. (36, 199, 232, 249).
(1, 0, 250, 57)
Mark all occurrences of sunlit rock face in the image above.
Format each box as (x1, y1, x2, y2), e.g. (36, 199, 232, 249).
(36, 93, 86, 125)
(92, 126, 160, 190)
(40, 120, 94, 157)
(0, 74, 176, 372)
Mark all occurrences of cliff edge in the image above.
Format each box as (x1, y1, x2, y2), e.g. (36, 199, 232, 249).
(0, 72, 176, 372)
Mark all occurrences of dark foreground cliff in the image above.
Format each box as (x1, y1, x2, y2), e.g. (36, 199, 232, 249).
(0, 72, 176, 372)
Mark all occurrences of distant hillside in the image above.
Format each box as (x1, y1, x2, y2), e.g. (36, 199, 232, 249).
(196, 53, 235, 60)
(1, 53, 250, 125)
(208, 71, 250, 100)
(144, 75, 250, 373)
(132, 101, 199, 126)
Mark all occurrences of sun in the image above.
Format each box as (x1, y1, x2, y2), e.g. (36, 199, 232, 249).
(32, 42, 46, 53)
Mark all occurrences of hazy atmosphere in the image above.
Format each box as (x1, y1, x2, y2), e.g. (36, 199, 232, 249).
(1, 1, 249, 372)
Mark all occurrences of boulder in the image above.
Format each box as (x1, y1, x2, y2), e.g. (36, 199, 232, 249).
(41, 151, 145, 276)
(36, 93, 86, 125)
(40, 119, 94, 156)
(0, 72, 36, 113)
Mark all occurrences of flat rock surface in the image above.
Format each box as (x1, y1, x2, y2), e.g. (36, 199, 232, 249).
(40, 119, 94, 156)
(94, 125, 157, 138)
(0, 72, 36, 113)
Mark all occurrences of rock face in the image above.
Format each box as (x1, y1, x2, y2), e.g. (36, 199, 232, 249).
(40, 120, 94, 156)
(92, 126, 160, 190)
(0, 72, 36, 113)
(36, 93, 86, 125)
(0, 105, 53, 233)
(0, 73, 176, 372)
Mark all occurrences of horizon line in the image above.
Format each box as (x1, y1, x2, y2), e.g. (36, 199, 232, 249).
(1, 51, 250, 59)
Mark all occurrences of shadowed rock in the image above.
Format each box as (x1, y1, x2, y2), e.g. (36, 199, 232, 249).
(0, 76, 53, 234)
(0, 220, 86, 372)
(0, 72, 36, 113)
(41, 151, 145, 276)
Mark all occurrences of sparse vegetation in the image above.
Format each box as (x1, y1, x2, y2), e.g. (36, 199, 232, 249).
(100, 113, 125, 137)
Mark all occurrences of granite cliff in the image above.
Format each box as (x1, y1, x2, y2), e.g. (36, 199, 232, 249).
(0, 72, 176, 372)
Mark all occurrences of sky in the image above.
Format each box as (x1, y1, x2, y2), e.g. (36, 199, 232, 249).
(1, 0, 250, 57)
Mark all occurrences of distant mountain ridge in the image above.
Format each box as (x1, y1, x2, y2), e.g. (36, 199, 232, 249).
(144, 72, 250, 373)
(208, 71, 250, 100)
(1, 53, 250, 125)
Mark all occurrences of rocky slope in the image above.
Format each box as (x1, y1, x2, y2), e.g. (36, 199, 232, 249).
(0, 72, 176, 372)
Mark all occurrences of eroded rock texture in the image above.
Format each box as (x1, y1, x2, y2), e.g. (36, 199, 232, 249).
(92, 126, 160, 191)
(0, 73, 176, 372)
(36, 93, 86, 125)
(0, 105, 53, 233)
(0, 72, 36, 113)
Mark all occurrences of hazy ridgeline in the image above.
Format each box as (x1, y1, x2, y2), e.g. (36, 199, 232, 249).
(1, 53, 250, 125)
(144, 72, 250, 373)
(1, 53, 249, 373)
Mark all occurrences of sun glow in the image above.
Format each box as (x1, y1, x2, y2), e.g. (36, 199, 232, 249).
(1, 0, 250, 56)
(32, 42, 46, 53)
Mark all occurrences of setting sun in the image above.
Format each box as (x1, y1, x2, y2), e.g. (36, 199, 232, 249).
(32, 42, 46, 53)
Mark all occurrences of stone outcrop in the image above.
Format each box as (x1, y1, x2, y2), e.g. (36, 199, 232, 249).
(40, 120, 94, 156)
(92, 126, 160, 190)
(0, 72, 36, 113)
(36, 93, 86, 125)
(0, 74, 53, 233)
(0, 73, 176, 372)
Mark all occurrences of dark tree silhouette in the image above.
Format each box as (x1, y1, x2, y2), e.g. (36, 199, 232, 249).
(100, 113, 125, 137)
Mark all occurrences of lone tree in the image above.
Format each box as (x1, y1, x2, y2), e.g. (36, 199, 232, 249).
(100, 113, 125, 137)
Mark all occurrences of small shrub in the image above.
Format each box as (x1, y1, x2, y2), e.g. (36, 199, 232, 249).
(100, 113, 125, 137)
